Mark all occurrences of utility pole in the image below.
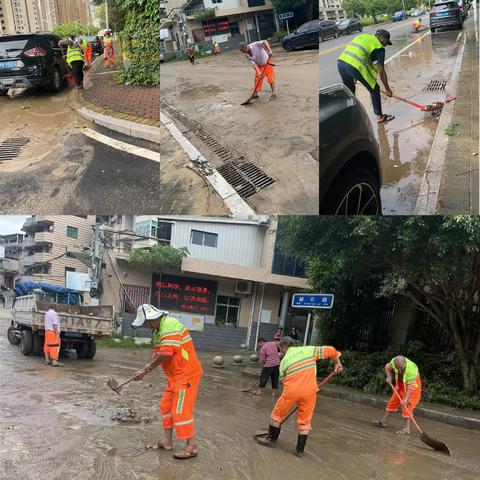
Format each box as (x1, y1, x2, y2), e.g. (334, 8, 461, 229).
(90, 224, 105, 299)
(105, 0, 109, 30)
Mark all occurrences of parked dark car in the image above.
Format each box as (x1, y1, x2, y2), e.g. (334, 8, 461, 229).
(319, 20, 339, 41)
(84, 35, 103, 55)
(430, 0, 464, 32)
(392, 10, 407, 21)
(0, 32, 69, 95)
(282, 20, 320, 51)
(319, 84, 382, 215)
(337, 18, 363, 35)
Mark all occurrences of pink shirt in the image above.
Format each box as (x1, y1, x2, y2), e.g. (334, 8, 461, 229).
(259, 341, 280, 367)
(44, 309, 60, 332)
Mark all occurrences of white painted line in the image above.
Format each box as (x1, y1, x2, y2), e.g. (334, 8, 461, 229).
(385, 30, 431, 65)
(414, 33, 467, 214)
(96, 70, 120, 75)
(81, 128, 160, 162)
(160, 111, 256, 216)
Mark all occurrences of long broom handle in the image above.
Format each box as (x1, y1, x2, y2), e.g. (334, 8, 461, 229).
(279, 370, 337, 426)
(388, 381, 423, 434)
(250, 54, 273, 94)
(380, 90, 426, 111)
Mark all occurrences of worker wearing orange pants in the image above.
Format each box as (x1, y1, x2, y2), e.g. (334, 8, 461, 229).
(160, 376, 201, 440)
(253, 62, 276, 95)
(257, 338, 343, 456)
(131, 304, 203, 460)
(43, 330, 60, 361)
(375, 355, 422, 434)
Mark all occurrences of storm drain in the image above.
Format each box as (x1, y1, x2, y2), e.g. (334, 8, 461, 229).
(0, 137, 29, 160)
(217, 162, 275, 198)
(424, 79, 447, 92)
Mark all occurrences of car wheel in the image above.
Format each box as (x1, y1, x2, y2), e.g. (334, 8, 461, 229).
(20, 330, 33, 356)
(283, 40, 294, 52)
(46, 67, 61, 92)
(321, 168, 381, 215)
(7, 326, 20, 345)
(334, 30, 339, 38)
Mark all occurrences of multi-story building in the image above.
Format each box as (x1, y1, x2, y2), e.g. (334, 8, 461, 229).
(161, 0, 279, 52)
(20, 215, 96, 286)
(101, 216, 312, 349)
(0, 0, 59, 34)
(319, 0, 345, 21)
(0, 233, 24, 288)
(55, 0, 91, 25)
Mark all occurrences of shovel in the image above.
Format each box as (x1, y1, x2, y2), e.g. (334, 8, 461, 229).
(241, 55, 275, 106)
(388, 382, 450, 456)
(242, 378, 260, 393)
(107, 376, 135, 395)
(253, 370, 337, 438)
(380, 90, 444, 114)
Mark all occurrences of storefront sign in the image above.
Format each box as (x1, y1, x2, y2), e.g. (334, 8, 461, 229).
(212, 34, 228, 44)
(152, 273, 218, 315)
(203, 18, 230, 35)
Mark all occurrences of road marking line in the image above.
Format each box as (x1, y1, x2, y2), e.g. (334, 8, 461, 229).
(319, 21, 417, 58)
(80, 128, 159, 162)
(414, 32, 467, 214)
(385, 30, 431, 64)
(160, 112, 256, 216)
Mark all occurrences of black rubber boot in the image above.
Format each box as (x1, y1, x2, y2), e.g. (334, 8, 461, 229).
(295, 434, 308, 456)
(256, 425, 281, 448)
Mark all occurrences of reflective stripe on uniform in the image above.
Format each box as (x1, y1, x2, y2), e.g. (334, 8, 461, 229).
(339, 50, 377, 86)
(174, 419, 193, 426)
(66, 46, 84, 63)
(285, 360, 317, 377)
(176, 389, 185, 414)
(162, 413, 173, 418)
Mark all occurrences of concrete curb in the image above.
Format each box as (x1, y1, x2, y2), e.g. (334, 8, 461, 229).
(160, 111, 256, 216)
(414, 31, 467, 214)
(69, 94, 160, 145)
(241, 367, 480, 430)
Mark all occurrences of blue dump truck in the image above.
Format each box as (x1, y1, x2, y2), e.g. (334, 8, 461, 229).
(7, 281, 114, 360)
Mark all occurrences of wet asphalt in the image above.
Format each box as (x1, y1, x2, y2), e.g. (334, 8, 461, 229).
(1, 309, 479, 480)
(0, 88, 160, 214)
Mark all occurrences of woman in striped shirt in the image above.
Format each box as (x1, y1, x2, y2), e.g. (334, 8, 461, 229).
(254, 338, 281, 397)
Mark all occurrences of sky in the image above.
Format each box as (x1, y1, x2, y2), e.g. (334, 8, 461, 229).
(0, 216, 29, 235)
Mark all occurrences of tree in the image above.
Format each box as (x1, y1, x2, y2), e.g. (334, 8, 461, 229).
(280, 216, 480, 394)
(127, 244, 189, 272)
(91, 0, 127, 31)
(271, 0, 317, 26)
(53, 22, 97, 38)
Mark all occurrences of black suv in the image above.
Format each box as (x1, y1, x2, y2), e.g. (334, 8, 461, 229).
(337, 18, 363, 36)
(0, 32, 69, 95)
(320, 84, 382, 214)
(320, 20, 339, 41)
(282, 20, 321, 51)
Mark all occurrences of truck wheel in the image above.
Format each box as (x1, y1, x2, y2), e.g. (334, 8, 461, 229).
(32, 332, 43, 356)
(86, 339, 96, 360)
(76, 341, 89, 359)
(7, 326, 20, 345)
(20, 330, 33, 356)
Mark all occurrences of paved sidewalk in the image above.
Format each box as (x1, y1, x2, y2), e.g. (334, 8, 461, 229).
(439, 25, 479, 214)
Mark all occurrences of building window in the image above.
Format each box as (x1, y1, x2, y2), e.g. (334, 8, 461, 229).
(215, 295, 240, 326)
(65, 267, 75, 277)
(211, 0, 223, 3)
(66, 226, 78, 239)
(157, 221, 173, 244)
(135, 220, 157, 238)
(191, 230, 218, 248)
(229, 21, 240, 35)
(248, 0, 265, 6)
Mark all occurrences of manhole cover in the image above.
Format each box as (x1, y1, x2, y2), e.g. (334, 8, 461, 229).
(0, 137, 29, 160)
(424, 80, 447, 92)
(217, 162, 275, 198)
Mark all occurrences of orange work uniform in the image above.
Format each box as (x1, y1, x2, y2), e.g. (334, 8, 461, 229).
(154, 316, 203, 440)
(84, 43, 93, 65)
(43, 330, 60, 361)
(271, 346, 341, 431)
(385, 358, 422, 417)
(254, 62, 275, 94)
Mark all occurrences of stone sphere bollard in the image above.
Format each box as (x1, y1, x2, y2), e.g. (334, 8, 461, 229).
(249, 353, 259, 363)
(232, 355, 243, 366)
(239, 343, 247, 350)
(212, 355, 224, 368)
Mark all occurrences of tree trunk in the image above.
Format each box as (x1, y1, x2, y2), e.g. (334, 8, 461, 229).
(457, 348, 478, 394)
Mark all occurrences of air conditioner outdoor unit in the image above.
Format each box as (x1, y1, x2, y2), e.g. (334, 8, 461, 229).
(235, 280, 252, 295)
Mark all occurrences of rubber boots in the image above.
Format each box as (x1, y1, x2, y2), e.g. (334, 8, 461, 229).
(295, 434, 308, 456)
(256, 425, 281, 448)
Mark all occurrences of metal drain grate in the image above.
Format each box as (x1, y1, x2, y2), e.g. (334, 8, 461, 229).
(0, 137, 29, 160)
(424, 79, 447, 92)
(217, 162, 275, 198)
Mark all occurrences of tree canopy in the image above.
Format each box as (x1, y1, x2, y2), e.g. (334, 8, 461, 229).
(53, 22, 98, 38)
(127, 244, 188, 272)
(280, 216, 480, 394)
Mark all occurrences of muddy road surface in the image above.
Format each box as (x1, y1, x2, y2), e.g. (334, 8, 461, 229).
(0, 88, 160, 214)
(1, 310, 480, 480)
(320, 16, 474, 214)
(161, 47, 319, 214)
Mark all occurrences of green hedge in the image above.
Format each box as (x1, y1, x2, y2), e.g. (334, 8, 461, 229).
(316, 341, 480, 410)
